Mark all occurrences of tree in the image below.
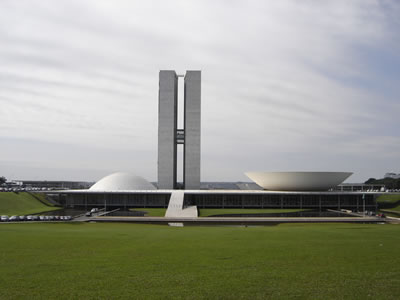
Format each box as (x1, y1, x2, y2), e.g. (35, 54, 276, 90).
(365, 178, 377, 184)
(364, 177, 400, 189)
(0, 176, 6, 185)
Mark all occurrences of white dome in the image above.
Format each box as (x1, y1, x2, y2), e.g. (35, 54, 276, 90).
(245, 171, 352, 191)
(89, 172, 156, 191)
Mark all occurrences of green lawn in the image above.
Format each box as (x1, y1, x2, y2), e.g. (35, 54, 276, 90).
(198, 208, 309, 217)
(0, 192, 60, 216)
(380, 210, 400, 218)
(130, 208, 167, 217)
(130, 208, 309, 217)
(377, 194, 400, 216)
(384, 205, 400, 212)
(0, 223, 399, 299)
(380, 206, 400, 217)
(376, 194, 400, 204)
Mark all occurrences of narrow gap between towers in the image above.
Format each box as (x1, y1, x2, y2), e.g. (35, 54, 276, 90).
(176, 74, 185, 188)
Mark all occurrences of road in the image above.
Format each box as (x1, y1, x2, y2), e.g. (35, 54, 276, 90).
(87, 215, 384, 225)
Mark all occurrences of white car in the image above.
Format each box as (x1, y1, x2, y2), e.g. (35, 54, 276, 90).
(9, 216, 19, 221)
(1, 215, 9, 222)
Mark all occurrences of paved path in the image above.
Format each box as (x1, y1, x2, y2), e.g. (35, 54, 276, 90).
(384, 216, 400, 224)
(90, 216, 383, 224)
(165, 191, 198, 218)
(72, 208, 119, 222)
(327, 209, 373, 217)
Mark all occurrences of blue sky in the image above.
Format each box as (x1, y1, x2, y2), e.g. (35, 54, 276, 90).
(0, 0, 399, 183)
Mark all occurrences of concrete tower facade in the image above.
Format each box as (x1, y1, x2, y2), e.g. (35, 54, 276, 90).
(184, 71, 201, 189)
(158, 70, 201, 189)
(157, 71, 178, 189)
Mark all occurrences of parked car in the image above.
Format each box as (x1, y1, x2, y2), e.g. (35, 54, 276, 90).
(90, 208, 99, 213)
(39, 216, 46, 221)
(26, 215, 34, 221)
(85, 212, 92, 217)
(9, 216, 19, 221)
(19, 216, 26, 221)
(1, 215, 9, 222)
(65, 216, 72, 221)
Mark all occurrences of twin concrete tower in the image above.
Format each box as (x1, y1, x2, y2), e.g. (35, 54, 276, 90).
(158, 70, 201, 189)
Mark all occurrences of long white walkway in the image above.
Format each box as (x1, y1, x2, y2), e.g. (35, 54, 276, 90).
(165, 191, 198, 218)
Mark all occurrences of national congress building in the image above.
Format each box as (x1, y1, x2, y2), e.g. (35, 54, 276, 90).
(47, 71, 386, 214)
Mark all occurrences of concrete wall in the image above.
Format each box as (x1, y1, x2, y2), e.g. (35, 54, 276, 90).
(158, 71, 178, 189)
(184, 71, 201, 189)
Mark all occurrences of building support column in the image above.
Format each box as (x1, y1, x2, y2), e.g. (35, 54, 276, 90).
(319, 195, 322, 212)
(356, 195, 359, 212)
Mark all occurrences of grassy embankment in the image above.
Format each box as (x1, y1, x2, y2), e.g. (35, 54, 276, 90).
(0, 223, 399, 299)
(198, 208, 309, 217)
(130, 208, 167, 217)
(377, 194, 400, 216)
(0, 192, 60, 215)
(132, 208, 308, 217)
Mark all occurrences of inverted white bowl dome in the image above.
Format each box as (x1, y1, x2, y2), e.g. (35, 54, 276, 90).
(89, 172, 156, 191)
(245, 171, 352, 191)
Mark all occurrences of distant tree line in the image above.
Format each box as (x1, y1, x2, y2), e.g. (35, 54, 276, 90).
(365, 177, 400, 189)
(0, 176, 6, 185)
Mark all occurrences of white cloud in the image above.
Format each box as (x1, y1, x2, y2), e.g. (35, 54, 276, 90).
(0, 0, 399, 182)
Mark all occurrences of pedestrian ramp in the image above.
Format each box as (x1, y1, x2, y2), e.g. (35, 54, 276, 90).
(165, 191, 198, 218)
